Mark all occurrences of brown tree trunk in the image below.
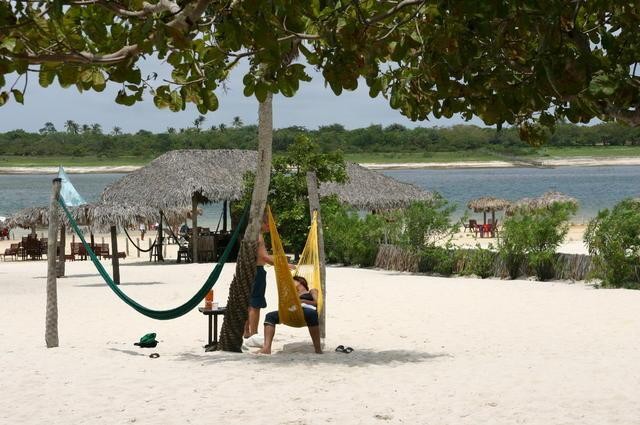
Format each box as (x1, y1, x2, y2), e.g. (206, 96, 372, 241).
(218, 93, 273, 352)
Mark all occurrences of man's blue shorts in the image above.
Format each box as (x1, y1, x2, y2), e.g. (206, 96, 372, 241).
(249, 266, 267, 308)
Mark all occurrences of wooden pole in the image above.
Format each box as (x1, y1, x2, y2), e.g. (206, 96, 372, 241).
(158, 210, 164, 261)
(192, 195, 199, 263)
(125, 237, 129, 256)
(136, 238, 140, 258)
(306, 171, 327, 340)
(110, 225, 120, 285)
(223, 200, 228, 232)
(56, 224, 66, 278)
(46, 178, 61, 348)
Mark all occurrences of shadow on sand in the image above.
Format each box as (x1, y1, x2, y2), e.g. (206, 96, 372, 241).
(174, 347, 449, 367)
(108, 348, 151, 357)
(34, 273, 100, 279)
(74, 281, 168, 287)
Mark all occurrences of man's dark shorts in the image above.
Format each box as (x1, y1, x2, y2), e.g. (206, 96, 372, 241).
(249, 266, 267, 308)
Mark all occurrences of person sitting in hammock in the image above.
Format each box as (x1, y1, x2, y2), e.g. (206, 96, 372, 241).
(244, 210, 294, 347)
(257, 276, 322, 355)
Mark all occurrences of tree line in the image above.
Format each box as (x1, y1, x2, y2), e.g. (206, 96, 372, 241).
(2, 119, 640, 159)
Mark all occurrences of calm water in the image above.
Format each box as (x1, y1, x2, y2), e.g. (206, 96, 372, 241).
(386, 166, 640, 222)
(2, 166, 640, 226)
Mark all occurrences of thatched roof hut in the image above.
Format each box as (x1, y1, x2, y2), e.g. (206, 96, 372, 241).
(6, 203, 183, 233)
(6, 206, 56, 229)
(319, 162, 433, 210)
(101, 149, 258, 208)
(101, 150, 433, 212)
(467, 196, 511, 225)
(467, 197, 511, 213)
(507, 191, 578, 215)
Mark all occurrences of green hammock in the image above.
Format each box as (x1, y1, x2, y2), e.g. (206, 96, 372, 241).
(58, 198, 247, 320)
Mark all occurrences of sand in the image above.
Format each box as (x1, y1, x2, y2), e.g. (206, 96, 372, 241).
(3, 156, 640, 175)
(2, 241, 640, 424)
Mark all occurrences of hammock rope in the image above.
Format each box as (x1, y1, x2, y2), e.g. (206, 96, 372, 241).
(159, 210, 181, 243)
(58, 198, 248, 320)
(268, 207, 323, 328)
(123, 226, 156, 252)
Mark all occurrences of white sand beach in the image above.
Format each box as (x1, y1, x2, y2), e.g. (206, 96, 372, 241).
(4, 156, 640, 175)
(2, 243, 640, 424)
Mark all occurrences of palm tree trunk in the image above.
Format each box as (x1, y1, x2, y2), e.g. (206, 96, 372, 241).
(218, 93, 273, 352)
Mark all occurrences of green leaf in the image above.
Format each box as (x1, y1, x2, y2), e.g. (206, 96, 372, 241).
(255, 82, 268, 102)
(11, 89, 23, 104)
(39, 70, 55, 88)
(0, 91, 8, 106)
(92, 71, 106, 92)
(0, 38, 16, 52)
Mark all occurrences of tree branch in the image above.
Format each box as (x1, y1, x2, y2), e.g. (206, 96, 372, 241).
(366, 0, 426, 25)
(69, 0, 182, 18)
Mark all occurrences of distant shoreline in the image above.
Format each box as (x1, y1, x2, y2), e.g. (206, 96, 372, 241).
(3, 156, 640, 174)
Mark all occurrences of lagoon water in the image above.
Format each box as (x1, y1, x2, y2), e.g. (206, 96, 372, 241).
(2, 165, 640, 225)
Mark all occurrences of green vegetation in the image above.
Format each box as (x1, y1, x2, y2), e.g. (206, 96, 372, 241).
(3, 122, 640, 168)
(499, 202, 578, 280)
(0, 155, 150, 167)
(585, 199, 640, 289)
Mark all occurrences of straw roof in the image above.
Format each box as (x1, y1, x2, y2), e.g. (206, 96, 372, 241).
(507, 191, 578, 214)
(102, 150, 433, 212)
(6, 206, 56, 229)
(101, 149, 258, 209)
(319, 162, 433, 210)
(5, 203, 190, 233)
(467, 197, 511, 212)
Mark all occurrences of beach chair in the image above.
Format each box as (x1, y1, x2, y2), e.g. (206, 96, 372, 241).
(465, 219, 478, 233)
(3, 243, 19, 261)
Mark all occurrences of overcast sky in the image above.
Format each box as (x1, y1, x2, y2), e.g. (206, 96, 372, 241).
(0, 60, 484, 133)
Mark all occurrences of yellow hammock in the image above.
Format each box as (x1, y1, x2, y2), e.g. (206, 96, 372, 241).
(267, 206, 323, 328)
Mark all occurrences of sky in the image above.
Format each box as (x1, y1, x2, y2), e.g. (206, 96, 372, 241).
(0, 60, 484, 134)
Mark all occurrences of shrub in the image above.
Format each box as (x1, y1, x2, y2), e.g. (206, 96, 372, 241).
(389, 195, 457, 250)
(585, 199, 640, 288)
(499, 202, 577, 280)
(419, 246, 456, 276)
(465, 244, 495, 278)
(323, 200, 387, 267)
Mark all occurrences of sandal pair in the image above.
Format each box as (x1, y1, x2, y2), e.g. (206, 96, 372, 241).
(335, 345, 354, 354)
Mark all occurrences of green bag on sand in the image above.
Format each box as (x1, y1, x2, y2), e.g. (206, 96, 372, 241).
(134, 333, 158, 348)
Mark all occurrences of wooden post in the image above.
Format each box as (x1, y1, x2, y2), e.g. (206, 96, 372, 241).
(158, 209, 164, 261)
(46, 178, 62, 348)
(223, 200, 228, 232)
(110, 225, 120, 285)
(125, 237, 129, 256)
(306, 171, 327, 340)
(56, 224, 66, 278)
(136, 238, 140, 258)
(192, 194, 199, 263)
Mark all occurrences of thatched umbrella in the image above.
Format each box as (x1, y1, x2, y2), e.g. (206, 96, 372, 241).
(467, 196, 511, 225)
(319, 162, 433, 211)
(507, 191, 578, 215)
(101, 149, 259, 262)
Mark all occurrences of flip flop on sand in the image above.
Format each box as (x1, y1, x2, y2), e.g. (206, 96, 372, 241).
(335, 345, 354, 354)
(149, 353, 160, 358)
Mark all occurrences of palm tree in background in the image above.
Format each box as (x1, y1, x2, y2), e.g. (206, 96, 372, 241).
(39, 122, 57, 134)
(91, 123, 103, 134)
(193, 115, 206, 131)
(232, 116, 244, 129)
(64, 120, 79, 134)
(81, 124, 91, 134)
(111, 126, 122, 136)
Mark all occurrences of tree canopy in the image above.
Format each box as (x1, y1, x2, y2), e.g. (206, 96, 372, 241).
(1, 1, 639, 144)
